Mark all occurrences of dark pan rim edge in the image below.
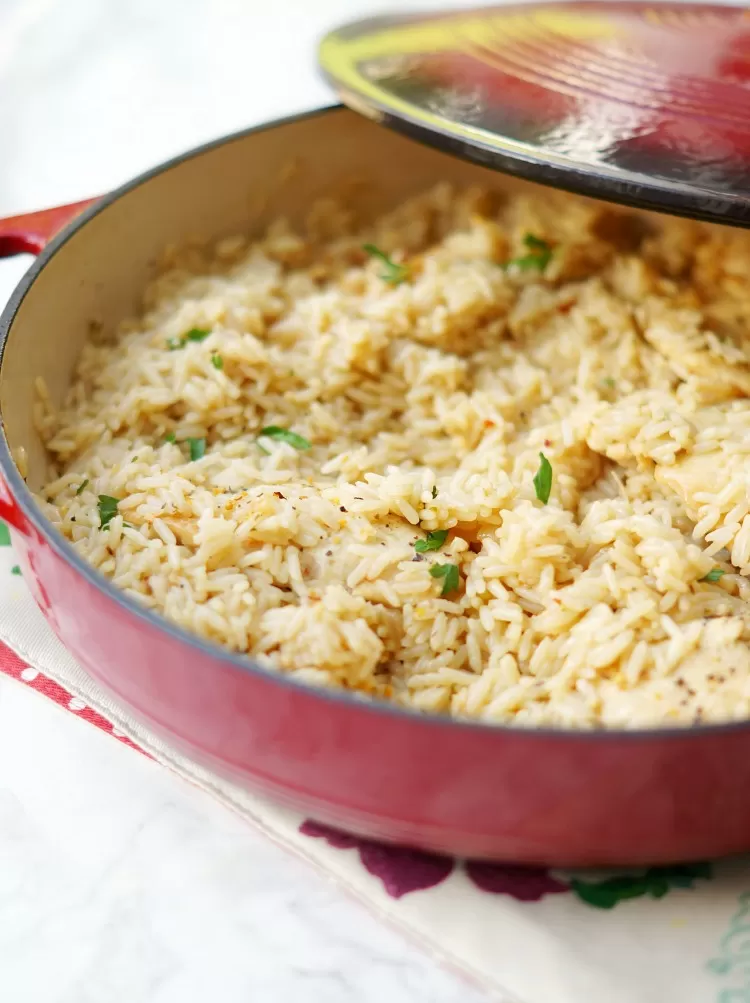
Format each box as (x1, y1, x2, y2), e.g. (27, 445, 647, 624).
(0, 103, 745, 744)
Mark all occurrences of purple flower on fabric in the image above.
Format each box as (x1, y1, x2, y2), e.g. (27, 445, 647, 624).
(299, 822, 564, 901)
(299, 820, 454, 898)
(357, 842, 455, 899)
(465, 860, 569, 901)
(299, 821, 360, 850)
(299, 821, 713, 906)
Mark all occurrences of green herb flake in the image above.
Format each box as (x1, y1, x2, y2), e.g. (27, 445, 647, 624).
(362, 243, 410, 286)
(184, 327, 211, 343)
(259, 426, 311, 450)
(188, 437, 206, 462)
(164, 432, 176, 444)
(11, 565, 21, 576)
(507, 233, 553, 273)
(211, 353, 224, 370)
(98, 495, 121, 529)
(431, 485, 438, 499)
(415, 529, 449, 554)
(602, 377, 616, 389)
(75, 478, 89, 496)
(701, 567, 726, 583)
(429, 562, 460, 596)
(533, 452, 553, 505)
(167, 328, 212, 351)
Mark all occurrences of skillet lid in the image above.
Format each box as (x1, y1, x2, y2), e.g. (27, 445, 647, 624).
(319, 2, 750, 226)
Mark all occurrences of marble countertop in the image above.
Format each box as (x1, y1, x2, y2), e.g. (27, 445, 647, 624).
(0, 1, 488, 1000)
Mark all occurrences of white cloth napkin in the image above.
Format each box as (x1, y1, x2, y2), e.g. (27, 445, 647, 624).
(0, 537, 747, 1003)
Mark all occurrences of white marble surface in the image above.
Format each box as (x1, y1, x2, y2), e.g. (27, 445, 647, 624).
(0, 1, 489, 1000)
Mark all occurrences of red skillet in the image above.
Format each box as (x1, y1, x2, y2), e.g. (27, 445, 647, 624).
(2, 0, 750, 865)
(7, 0, 750, 866)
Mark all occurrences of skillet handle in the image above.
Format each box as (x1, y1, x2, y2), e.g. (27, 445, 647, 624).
(0, 479, 27, 536)
(0, 198, 98, 257)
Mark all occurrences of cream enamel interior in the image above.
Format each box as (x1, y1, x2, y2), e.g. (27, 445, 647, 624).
(1, 108, 527, 490)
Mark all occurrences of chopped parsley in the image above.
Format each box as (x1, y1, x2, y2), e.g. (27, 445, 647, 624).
(75, 478, 89, 496)
(98, 495, 121, 529)
(415, 529, 449, 554)
(432, 485, 438, 500)
(259, 426, 311, 450)
(602, 377, 616, 389)
(211, 352, 224, 370)
(429, 562, 460, 596)
(701, 567, 726, 583)
(167, 327, 211, 350)
(362, 243, 410, 286)
(184, 327, 211, 342)
(188, 437, 206, 462)
(11, 565, 21, 576)
(164, 432, 176, 443)
(533, 452, 552, 505)
(507, 234, 553, 272)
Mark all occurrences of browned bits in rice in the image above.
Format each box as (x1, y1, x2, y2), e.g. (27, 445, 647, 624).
(35, 182, 750, 729)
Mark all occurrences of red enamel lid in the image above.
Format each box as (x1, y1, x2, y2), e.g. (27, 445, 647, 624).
(319, 2, 750, 226)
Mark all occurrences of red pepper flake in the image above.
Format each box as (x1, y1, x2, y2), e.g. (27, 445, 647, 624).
(483, 419, 495, 428)
(544, 439, 552, 448)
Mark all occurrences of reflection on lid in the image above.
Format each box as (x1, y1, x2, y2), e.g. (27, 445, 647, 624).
(320, 3, 750, 225)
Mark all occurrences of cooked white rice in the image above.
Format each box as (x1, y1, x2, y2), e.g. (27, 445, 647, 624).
(36, 184, 750, 728)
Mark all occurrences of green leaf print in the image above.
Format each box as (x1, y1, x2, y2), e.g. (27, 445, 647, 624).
(0, 521, 10, 546)
(571, 862, 712, 909)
